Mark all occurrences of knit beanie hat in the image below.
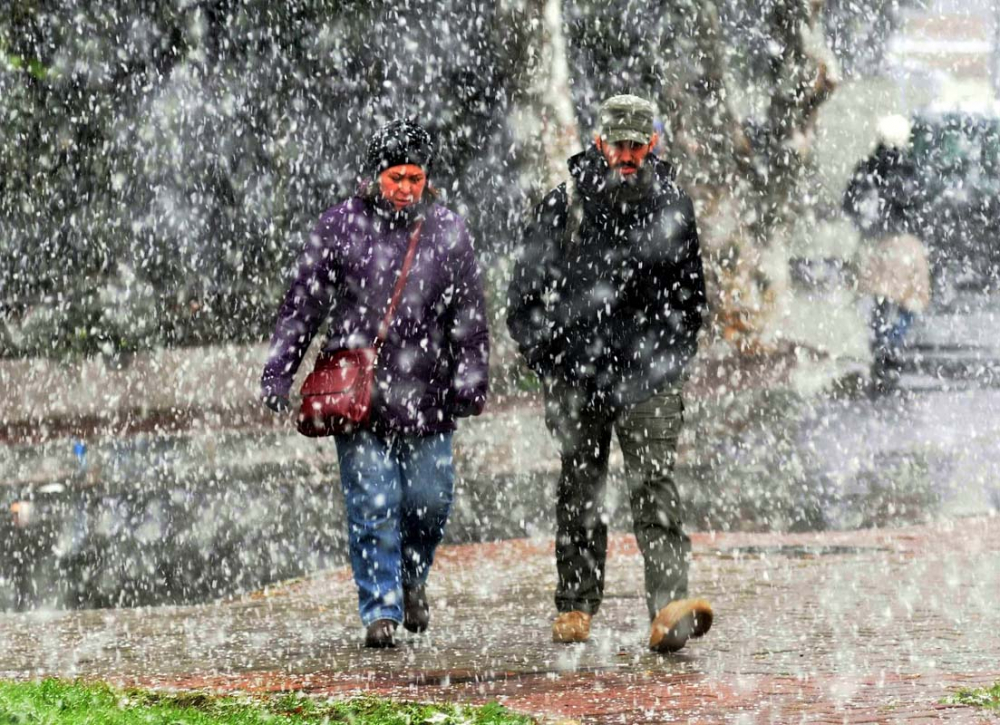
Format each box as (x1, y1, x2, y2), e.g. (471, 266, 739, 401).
(366, 119, 434, 175)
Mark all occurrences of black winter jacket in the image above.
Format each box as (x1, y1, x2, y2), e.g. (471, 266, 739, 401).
(506, 146, 707, 409)
(843, 144, 919, 238)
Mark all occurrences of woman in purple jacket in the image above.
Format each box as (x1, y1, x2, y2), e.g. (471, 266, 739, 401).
(261, 120, 490, 647)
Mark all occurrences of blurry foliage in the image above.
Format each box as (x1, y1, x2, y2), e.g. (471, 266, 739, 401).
(726, 0, 924, 82)
(824, 0, 924, 78)
(1, 0, 903, 360)
(0, 0, 540, 359)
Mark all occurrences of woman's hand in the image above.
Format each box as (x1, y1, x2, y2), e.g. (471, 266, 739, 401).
(264, 394, 290, 413)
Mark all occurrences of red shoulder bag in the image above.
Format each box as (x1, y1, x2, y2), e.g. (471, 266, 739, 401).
(296, 221, 422, 437)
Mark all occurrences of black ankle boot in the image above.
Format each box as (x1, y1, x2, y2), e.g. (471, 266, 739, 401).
(365, 619, 398, 648)
(403, 585, 429, 633)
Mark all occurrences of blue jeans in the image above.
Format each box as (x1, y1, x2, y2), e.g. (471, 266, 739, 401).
(871, 299, 916, 354)
(334, 430, 454, 626)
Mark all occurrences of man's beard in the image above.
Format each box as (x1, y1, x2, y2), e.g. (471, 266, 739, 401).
(606, 161, 656, 206)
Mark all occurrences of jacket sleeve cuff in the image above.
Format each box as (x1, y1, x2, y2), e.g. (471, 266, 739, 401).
(261, 375, 293, 401)
(449, 392, 486, 418)
(523, 341, 557, 376)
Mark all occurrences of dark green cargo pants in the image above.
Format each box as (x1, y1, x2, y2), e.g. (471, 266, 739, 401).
(544, 380, 690, 621)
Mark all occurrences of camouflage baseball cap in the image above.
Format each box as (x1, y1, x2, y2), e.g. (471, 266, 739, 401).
(599, 94, 656, 145)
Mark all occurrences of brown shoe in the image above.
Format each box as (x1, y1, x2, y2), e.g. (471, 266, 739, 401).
(552, 611, 592, 643)
(403, 585, 429, 633)
(365, 619, 398, 648)
(649, 598, 713, 653)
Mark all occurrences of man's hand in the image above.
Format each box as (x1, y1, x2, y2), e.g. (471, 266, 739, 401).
(264, 394, 290, 413)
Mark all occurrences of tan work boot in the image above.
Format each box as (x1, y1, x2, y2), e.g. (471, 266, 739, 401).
(649, 598, 713, 653)
(552, 611, 592, 643)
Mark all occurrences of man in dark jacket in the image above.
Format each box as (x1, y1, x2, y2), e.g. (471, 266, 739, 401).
(507, 94, 712, 653)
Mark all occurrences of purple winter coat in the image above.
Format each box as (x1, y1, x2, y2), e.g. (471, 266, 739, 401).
(261, 194, 490, 436)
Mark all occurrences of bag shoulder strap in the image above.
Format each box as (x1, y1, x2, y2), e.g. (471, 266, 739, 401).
(562, 179, 583, 248)
(375, 220, 423, 350)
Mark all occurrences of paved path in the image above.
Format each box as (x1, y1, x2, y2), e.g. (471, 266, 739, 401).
(3, 517, 999, 723)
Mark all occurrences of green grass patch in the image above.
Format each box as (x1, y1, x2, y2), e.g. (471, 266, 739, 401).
(943, 681, 1000, 710)
(0, 41, 51, 80)
(0, 679, 536, 724)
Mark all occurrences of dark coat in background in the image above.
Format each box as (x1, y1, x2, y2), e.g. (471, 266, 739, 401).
(507, 146, 706, 410)
(843, 143, 919, 238)
(262, 194, 490, 436)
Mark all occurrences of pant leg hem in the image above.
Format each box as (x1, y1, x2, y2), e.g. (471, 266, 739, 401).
(556, 601, 601, 616)
(361, 610, 404, 627)
(648, 591, 689, 620)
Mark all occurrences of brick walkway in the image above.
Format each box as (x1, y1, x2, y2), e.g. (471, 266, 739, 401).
(2, 517, 999, 723)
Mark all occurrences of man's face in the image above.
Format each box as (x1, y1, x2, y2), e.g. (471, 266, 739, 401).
(378, 164, 427, 210)
(595, 133, 659, 177)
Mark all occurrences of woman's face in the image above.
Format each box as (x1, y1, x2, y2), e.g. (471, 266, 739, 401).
(378, 164, 427, 210)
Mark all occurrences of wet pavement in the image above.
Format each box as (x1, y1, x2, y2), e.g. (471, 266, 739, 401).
(1, 520, 998, 722)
